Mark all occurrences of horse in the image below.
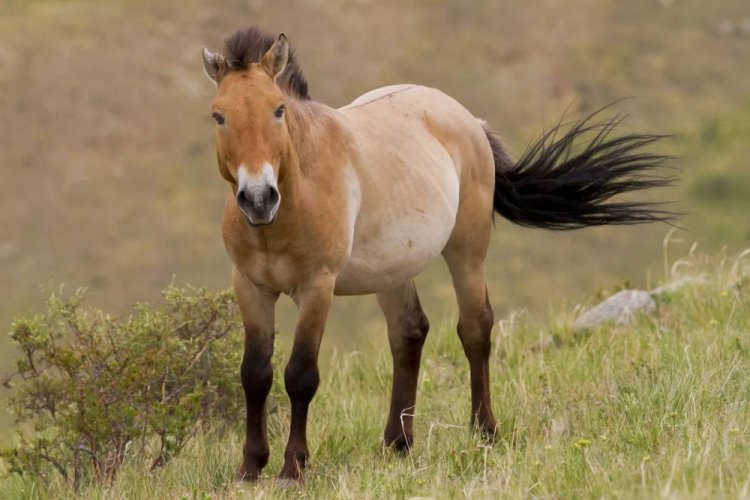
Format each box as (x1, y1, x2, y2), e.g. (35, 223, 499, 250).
(201, 27, 674, 481)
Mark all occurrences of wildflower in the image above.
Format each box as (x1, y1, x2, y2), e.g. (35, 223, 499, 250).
(574, 438, 591, 448)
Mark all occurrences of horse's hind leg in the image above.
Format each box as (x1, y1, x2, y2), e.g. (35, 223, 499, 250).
(377, 280, 430, 452)
(442, 216, 498, 436)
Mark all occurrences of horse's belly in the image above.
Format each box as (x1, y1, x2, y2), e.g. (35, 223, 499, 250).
(334, 201, 457, 296)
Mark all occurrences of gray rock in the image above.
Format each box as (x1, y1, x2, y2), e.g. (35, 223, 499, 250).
(573, 290, 656, 329)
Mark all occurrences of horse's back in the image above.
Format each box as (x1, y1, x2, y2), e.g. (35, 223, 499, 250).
(333, 85, 494, 295)
(341, 84, 494, 185)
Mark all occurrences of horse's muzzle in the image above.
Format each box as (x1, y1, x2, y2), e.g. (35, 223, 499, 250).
(236, 184, 281, 226)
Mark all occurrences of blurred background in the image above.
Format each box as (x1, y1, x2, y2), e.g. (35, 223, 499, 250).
(0, 0, 748, 391)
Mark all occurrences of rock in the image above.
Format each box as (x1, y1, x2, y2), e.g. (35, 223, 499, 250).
(573, 290, 656, 329)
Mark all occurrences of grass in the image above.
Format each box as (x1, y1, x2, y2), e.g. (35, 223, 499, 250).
(2, 250, 748, 499)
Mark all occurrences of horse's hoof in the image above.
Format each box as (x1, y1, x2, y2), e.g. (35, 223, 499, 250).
(475, 420, 499, 444)
(278, 453, 307, 483)
(236, 464, 261, 482)
(382, 434, 413, 455)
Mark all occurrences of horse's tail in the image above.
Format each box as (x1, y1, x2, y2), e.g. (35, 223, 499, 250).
(485, 109, 677, 230)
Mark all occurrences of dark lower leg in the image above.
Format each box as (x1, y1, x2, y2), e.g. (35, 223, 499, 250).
(466, 350, 495, 432)
(278, 281, 332, 481)
(379, 284, 429, 451)
(279, 345, 320, 480)
(383, 361, 421, 451)
(457, 293, 497, 436)
(238, 338, 274, 480)
(383, 294, 429, 452)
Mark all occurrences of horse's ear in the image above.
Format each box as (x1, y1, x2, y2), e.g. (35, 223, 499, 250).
(202, 47, 226, 84)
(260, 33, 289, 81)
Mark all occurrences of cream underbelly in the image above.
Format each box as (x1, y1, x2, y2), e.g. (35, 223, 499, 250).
(334, 213, 456, 295)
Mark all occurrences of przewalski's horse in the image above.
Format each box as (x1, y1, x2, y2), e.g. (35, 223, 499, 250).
(201, 27, 674, 481)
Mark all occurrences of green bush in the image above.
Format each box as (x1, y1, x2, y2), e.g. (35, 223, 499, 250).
(1, 285, 245, 491)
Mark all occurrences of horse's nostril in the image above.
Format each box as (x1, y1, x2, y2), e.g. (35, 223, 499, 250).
(268, 186, 280, 205)
(236, 189, 248, 204)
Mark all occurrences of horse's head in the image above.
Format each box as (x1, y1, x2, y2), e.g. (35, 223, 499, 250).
(202, 34, 290, 226)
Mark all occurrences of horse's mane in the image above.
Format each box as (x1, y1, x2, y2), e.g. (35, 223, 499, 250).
(224, 27, 310, 100)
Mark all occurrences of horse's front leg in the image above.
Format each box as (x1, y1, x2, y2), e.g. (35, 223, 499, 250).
(233, 269, 279, 481)
(279, 274, 335, 481)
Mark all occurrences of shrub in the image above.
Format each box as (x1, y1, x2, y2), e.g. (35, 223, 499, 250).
(1, 285, 245, 491)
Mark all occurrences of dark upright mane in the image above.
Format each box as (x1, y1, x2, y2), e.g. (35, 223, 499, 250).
(224, 27, 310, 100)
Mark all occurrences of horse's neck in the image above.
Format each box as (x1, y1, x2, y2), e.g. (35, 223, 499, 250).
(285, 99, 343, 163)
(281, 99, 348, 192)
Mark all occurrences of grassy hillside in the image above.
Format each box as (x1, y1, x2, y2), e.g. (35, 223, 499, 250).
(1, 0, 749, 354)
(1, 251, 748, 498)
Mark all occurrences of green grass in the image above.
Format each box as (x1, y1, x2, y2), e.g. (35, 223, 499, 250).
(2, 251, 748, 499)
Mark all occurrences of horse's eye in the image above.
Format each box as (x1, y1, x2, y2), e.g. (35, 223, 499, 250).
(274, 105, 285, 119)
(212, 112, 225, 126)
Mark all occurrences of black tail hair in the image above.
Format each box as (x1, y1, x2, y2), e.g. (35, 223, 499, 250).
(487, 108, 678, 230)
